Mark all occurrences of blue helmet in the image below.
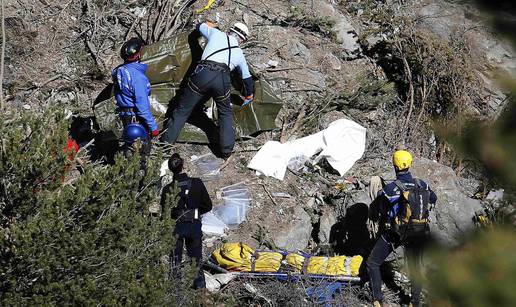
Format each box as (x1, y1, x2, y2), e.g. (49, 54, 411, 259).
(123, 123, 147, 143)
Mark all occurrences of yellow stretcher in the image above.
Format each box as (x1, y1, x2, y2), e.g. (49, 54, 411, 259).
(211, 242, 363, 277)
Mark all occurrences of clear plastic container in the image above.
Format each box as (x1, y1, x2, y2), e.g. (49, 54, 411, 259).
(201, 212, 227, 236)
(221, 182, 247, 191)
(191, 153, 222, 181)
(213, 203, 250, 226)
(221, 189, 251, 199)
(213, 182, 252, 226)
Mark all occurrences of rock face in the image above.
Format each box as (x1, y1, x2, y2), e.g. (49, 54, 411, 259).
(313, 0, 361, 59)
(417, 1, 516, 117)
(271, 206, 313, 251)
(318, 207, 337, 244)
(410, 158, 483, 246)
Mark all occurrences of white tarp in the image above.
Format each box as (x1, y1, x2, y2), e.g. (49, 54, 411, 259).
(247, 119, 366, 180)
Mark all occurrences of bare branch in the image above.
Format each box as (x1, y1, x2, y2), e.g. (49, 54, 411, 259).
(0, 0, 5, 110)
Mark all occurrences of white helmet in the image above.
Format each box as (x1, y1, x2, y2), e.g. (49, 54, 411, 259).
(230, 22, 249, 41)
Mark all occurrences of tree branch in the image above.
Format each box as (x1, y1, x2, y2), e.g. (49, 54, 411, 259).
(0, 0, 6, 110)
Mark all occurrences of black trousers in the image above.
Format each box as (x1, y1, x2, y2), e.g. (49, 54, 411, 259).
(171, 222, 205, 289)
(366, 233, 424, 305)
(162, 62, 235, 155)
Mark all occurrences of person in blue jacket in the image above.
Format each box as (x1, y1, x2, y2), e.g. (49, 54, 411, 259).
(367, 150, 437, 307)
(112, 37, 159, 161)
(161, 21, 254, 159)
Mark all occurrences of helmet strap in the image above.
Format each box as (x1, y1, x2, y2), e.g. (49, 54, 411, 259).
(124, 51, 141, 63)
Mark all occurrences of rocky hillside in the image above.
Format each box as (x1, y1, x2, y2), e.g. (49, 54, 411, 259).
(1, 0, 515, 306)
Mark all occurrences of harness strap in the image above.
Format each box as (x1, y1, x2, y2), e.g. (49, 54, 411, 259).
(344, 257, 352, 276)
(301, 256, 310, 274)
(204, 35, 237, 66)
(251, 251, 260, 272)
(227, 35, 231, 67)
(394, 179, 407, 192)
(176, 179, 192, 210)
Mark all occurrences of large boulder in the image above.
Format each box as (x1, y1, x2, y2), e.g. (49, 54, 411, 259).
(410, 158, 483, 246)
(271, 206, 313, 251)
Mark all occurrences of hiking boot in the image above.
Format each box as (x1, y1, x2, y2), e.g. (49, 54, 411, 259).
(373, 301, 383, 307)
(219, 152, 232, 160)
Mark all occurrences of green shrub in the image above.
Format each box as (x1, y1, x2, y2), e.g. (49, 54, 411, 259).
(427, 228, 516, 307)
(0, 111, 177, 305)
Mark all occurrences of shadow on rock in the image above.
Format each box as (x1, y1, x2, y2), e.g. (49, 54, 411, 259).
(329, 202, 372, 258)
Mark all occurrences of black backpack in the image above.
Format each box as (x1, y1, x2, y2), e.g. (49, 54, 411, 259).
(391, 179, 431, 241)
(171, 179, 196, 220)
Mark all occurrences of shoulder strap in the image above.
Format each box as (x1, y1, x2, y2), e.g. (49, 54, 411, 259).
(227, 34, 231, 67)
(394, 179, 407, 192)
(413, 178, 426, 190)
(204, 35, 238, 63)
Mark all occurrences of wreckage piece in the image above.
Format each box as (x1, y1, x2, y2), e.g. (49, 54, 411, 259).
(248, 119, 366, 180)
(93, 31, 283, 143)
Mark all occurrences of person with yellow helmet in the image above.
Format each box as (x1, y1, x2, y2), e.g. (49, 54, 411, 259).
(367, 150, 437, 307)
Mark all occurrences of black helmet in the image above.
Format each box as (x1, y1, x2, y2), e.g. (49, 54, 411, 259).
(120, 37, 144, 62)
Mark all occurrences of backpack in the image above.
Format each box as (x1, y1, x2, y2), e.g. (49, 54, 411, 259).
(171, 179, 199, 222)
(390, 178, 431, 241)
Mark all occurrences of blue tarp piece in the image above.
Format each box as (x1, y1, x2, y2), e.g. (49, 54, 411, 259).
(306, 282, 343, 307)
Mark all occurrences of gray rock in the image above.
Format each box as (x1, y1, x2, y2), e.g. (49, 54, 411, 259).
(318, 207, 337, 244)
(290, 40, 311, 61)
(272, 206, 313, 251)
(334, 18, 361, 59)
(410, 158, 483, 246)
(312, 0, 361, 59)
(486, 189, 504, 202)
(324, 53, 342, 70)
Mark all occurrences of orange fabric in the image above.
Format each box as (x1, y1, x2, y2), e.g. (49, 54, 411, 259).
(65, 139, 79, 160)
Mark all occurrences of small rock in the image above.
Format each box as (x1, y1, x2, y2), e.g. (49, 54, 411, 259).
(290, 41, 311, 60)
(325, 53, 342, 70)
(267, 60, 279, 68)
(242, 13, 250, 25)
(486, 189, 504, 201)
(22, 104, 31, 110)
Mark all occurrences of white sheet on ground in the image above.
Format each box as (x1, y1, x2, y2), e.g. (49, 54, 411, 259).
(247, 119, 366, 180)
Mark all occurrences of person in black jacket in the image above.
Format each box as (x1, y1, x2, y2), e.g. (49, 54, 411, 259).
(160, 153, 213, 289)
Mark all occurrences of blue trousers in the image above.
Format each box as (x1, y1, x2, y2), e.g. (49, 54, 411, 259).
(366, 233, 424, 305)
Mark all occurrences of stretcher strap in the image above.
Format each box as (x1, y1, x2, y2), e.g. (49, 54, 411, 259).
(345, 257, 352, 276)
(251, 251, 260, 272)
(301, 256, 310, 274)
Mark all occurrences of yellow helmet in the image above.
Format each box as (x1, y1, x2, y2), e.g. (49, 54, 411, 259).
(392, 150, 413, 171)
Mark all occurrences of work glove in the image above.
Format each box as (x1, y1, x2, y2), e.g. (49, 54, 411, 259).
(242, 94, 254, 107)
(151, 129, 159, 138)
